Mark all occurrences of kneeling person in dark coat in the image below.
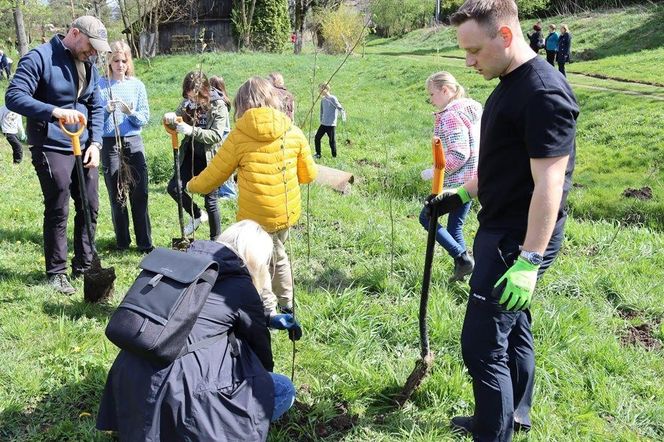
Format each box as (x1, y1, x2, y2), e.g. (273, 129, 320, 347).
(96, 220, 297, 441)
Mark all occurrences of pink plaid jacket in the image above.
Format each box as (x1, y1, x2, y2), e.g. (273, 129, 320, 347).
(433, 98, 482, 188)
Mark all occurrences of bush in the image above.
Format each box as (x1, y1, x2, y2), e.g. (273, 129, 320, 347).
(251, 0, 290, 52)
(318, 5, 366, 54)
(370, 0, 434, 37)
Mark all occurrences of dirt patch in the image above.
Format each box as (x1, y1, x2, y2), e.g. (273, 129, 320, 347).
(617, 309, 639, 320)
(357, 158, 382, 168)
(622, 186, 653, 200)
(273, 399, 357, 440)
(344, 138, 353, 146)
(572, 182, 586, 188)
(621, 322, 662, 351)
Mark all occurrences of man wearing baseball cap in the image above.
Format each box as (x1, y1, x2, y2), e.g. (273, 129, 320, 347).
(5, 16, 111, 294)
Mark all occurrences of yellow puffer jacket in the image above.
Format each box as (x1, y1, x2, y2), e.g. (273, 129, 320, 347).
(187, 107, 318, 233)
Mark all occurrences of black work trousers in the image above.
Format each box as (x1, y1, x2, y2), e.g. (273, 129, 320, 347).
(5, 134, 22, 163)
(314, 125, 336, 157)
(461, 218, 566, 441)
(167, 141, 220, 240)
(101, 136, 152, 251)
(545, 50, 556, 66)
(31, 146, 99, 275)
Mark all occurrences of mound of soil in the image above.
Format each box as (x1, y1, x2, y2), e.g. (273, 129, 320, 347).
(622, 186, 652, 200)
(621, 322, 662, 351)
(274, 399, 357, 440)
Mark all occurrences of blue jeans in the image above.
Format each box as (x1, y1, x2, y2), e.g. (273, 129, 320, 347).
(270, 373, 295, 422)
(419, 201, 472, 258)
(217, 176, 237, 199)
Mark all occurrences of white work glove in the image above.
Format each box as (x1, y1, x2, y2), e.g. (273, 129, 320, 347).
(341, 110, 347, 123)
(421, 168, 434, 181)
(117, 100, 133, 115)
(163, 112, 178, 124)
(176, 121, 193, 136)
(105, 101, 116, 113)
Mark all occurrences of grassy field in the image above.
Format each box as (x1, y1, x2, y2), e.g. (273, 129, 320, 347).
(366, 3, 664, 85)
(1, 18, 663, 442)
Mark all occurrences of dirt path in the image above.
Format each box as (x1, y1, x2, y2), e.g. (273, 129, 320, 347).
(387, 53, 664, 101)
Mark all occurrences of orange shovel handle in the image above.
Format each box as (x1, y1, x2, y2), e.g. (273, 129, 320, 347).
(163, 117, 184, 149)
(58, 116, 87, 156)
(431, 136, 446, 195)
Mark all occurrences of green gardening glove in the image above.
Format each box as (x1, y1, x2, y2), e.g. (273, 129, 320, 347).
(492, 257, 539, 311)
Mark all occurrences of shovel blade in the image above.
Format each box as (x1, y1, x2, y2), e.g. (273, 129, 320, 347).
(395, 351, 434, 406)
(172, 237, 192, 251)
(83, 255, 116, 303)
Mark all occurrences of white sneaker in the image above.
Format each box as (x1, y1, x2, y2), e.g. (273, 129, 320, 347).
(184, 211, 208, 236)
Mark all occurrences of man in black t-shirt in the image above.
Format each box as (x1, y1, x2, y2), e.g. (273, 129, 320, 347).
(426, 1, 579, 441)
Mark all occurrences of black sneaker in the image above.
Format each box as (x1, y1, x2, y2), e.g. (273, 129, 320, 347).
(449, 251, 474, 282)
(451, 415, 530, 435)
(314, 153, 321, 159)
(450, 415, 473, 436)
(48, 274, 76, 295)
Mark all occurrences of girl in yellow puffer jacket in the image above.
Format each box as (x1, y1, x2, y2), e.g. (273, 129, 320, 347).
(187, 76, 317, 318)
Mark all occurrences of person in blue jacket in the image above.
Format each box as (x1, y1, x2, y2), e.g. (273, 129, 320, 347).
(5, 16, 111, 294)
(544, 24, 559, 66)
(0, 50, 12, 79)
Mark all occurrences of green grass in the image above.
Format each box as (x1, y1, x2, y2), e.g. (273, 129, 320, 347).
(1, 30, 663, 441)
(366, 4, 664, 85)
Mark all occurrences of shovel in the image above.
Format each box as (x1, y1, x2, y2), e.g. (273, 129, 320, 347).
(59, 117, 116, 303)
(163, 117, 190, 250)
(396, 136, 446, 406)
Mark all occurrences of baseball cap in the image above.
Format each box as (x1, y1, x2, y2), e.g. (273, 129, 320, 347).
(72, 16, 111, 53)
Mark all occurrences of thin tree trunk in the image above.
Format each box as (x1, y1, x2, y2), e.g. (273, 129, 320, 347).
(293, 0, 305, 54)
(13, 3, 28, 57)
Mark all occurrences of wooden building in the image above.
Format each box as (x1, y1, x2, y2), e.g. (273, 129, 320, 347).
(127, 0, 235, 55)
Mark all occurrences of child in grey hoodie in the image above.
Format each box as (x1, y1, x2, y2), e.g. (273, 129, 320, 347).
(314, 83, 345, 158)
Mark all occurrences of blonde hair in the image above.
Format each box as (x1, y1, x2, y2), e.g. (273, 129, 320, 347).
(267, 72, 285, 88)
(233, 76, 281, 119)
(217, 220, 273, 291)
(319, 83, 330, 93)
(560, 24, 568, 33)
(426, 71, 466, 101)
(108, 40, 134, 77)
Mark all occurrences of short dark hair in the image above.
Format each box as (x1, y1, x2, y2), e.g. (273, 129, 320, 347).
(449, 0, 519, 36)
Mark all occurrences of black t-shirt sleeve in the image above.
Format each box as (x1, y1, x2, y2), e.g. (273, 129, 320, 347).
(524, 91, 577, 159)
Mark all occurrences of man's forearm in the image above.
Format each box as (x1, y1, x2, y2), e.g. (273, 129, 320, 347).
(522, 184, 562, 254)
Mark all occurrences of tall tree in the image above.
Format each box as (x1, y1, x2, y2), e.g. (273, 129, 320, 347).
(12, 1, 28, 56)
(232, 0, 257, 49)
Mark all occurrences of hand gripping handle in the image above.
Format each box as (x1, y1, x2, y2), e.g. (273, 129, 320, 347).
(163, 116, 184, 150)
(58, 116, 87, 157)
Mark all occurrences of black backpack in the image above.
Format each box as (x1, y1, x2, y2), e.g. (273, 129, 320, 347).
(105, 247, 219, 364)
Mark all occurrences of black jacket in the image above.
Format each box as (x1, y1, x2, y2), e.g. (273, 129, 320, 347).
(557, 33, 572, 61)
(96, 240, 275, 441)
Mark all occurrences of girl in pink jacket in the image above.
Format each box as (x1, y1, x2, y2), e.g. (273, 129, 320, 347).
(420, 71, 482, 282)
